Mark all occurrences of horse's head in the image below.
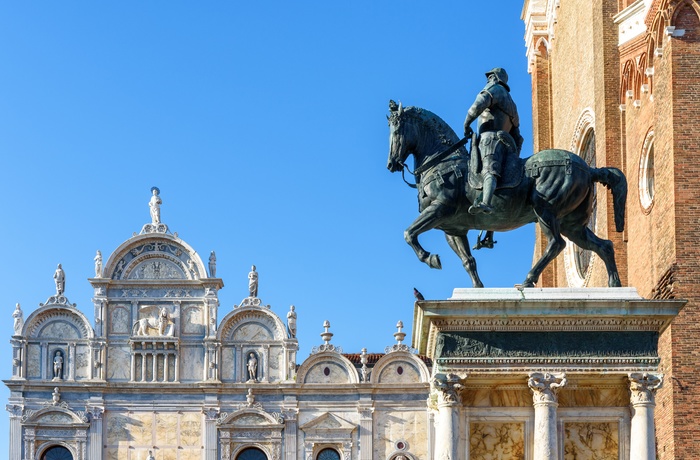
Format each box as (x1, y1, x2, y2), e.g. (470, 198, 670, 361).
(387, 100, 416, 173)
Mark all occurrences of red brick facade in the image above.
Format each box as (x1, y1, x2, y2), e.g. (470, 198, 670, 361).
(524, 1, 700, 458)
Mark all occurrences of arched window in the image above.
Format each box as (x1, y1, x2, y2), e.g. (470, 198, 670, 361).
(639, 131, 655, 211)
(41, 446, 73, 460)
(573, 128, 597, 280)
(317, 448, 341, 460)
(236, 447, 268, 460)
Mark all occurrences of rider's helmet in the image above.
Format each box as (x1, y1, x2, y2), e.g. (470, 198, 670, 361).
(485, 67, 510, 92)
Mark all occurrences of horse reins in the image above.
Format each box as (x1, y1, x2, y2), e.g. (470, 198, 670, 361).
(399, 136, 470, 188)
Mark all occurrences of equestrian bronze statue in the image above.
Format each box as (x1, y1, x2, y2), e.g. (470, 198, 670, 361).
(386, 99, 627, 288)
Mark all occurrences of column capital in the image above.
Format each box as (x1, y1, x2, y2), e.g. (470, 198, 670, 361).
(86, 406, 104, 421)
(431, 373, 466, 406)
(628, 372, 663, 406)
(5, 404, 23, 418)
(528, 372, 567, 406)
(202, 407, 220, 422)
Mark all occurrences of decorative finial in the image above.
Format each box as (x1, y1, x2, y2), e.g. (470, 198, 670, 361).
(246, 388, 255, 406)
(321, 320, 333, 344)
(394, 320, 406, 344)
(51, 387, 61, 405)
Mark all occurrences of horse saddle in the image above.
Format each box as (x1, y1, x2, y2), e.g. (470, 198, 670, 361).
(467, 146, 524, 190)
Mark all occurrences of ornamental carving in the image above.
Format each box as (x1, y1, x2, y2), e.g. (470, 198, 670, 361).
(528, 372, 567, 405)
(628, 372, 663, 405)
(431, 373, 465, 405)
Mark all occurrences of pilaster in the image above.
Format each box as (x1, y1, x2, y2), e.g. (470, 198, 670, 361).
(528, 372, 567, 460)
(430, 373, 465, 460)
(628, 372, 662, 460)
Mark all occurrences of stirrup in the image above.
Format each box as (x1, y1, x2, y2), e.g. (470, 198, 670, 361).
(468, 202, 494, 215)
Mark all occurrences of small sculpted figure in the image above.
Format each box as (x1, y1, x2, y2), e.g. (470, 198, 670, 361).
(94, 250, 102, 277)
(208, 251, 217, 277)
(287, 305, 297, 338)
(53, 264, 65, 295)
(248, 265, 258, 298)
(53, 351, 64, 380)
(13, 303, 23, 335)
(247, 353, 258, 381)
(147, 450, 155, 460)
(149, 187, 162, 224)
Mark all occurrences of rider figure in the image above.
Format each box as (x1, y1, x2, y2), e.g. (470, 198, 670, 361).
(464, 67, 523, 216)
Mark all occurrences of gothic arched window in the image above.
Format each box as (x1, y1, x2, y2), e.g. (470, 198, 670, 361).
(574, 128, 597, 280)
(639, 131, 655, 212)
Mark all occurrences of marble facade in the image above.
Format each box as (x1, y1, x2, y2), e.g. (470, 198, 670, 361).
(5, 195, 683, 459)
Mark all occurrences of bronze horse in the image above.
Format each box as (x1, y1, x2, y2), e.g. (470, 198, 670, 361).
(386, 102, 626, 288)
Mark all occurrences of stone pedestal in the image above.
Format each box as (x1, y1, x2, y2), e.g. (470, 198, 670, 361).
(629, 373, 662, 460)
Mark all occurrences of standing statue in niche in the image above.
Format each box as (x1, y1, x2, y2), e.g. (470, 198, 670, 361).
(248, 265, 258, 298)
(287, 305, 297, 338)
(146, 450, 155, 460)
(247, 353, 258, 382)
(13, 303, 23, 335)
(94, 250, 103, 277)
(53, 264, 65, 296)
(208, 251, 217, 277)
(149, 186, 162, 224)
(53, 350, 64, 381)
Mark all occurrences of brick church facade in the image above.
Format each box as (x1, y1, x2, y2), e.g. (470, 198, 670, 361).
(523, 1, 700, 458)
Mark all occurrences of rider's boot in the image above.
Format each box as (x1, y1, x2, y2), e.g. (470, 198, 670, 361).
(469, 174, 496, 215)
(473, 231, 496, 250)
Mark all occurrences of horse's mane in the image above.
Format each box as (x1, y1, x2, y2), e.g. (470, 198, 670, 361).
(403, 106, 460, 146)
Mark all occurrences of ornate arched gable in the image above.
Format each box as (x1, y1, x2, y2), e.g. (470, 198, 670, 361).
(217, 406, 284, 460)
(370, 351, 430, 385)
(218, 307, 287, 342)
(103, 233, 207, 281)
(218, 408, 283, 427)
(24, 306, 93, 340)
(22, 405, 89, 425)
(297, 352, 359, 384)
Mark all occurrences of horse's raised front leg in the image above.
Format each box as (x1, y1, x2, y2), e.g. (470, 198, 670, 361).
(562, 225, 621, 287)
(404, 202, 452, 269)
(523, 205, 566, 288)
(445, 233, 484, 288)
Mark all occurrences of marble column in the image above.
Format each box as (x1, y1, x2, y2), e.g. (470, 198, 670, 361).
(87, 407, 103, 460)
(628, 373, 663, 460)
(358, 406, 374, 460)
(528, 372, 567, 460)
(203, 408, 220, 460)
(6, 404, 23, 460)
(431, 373, 465, 460)
(283, 409, 298, 460)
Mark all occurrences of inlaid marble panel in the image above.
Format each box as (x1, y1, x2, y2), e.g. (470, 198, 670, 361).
(374, 410, 428, 460)
(181, 346, 204, 382)
(469, 422, 525, 460)
(27, 344, 41, 378)
(232, 322, 274, 341)
(104, 448, 127, 460)
(180, 450, 202, 460)
(156, 413, 178, 445)
(180, 412, 202, 446)
(304, 361, 350, 384)
(75, 345, 89, 379)
(377, 361, 421, 384)
(131, 412, 154, 445)
(564, 422, 618, 460)
(109, 306, 130, 335)
(182, 306, 205, 335)
(105, 413, 131, 445)
(39, 321, 80, 339)
(37, 413, 73, 424)
(221, 346, 235, 381)
(107, 345, 131, 380)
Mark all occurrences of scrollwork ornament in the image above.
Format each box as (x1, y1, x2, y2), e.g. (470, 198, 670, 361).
(628, 372, 663, 405)
(528, 372, 567, 405)
(311, 344, 343, 354)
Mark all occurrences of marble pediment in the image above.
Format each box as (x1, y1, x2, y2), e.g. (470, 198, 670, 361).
(219, 308, 286, 342)
(300, 413, 356, 435)
(218, 408, 284, 427)
(24, 307, 93, 340)
(22, 406, 89, 426)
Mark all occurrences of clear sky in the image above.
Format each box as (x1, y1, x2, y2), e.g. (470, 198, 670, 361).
(0, 1, 534, 452)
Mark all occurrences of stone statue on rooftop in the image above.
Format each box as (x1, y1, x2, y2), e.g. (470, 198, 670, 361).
(208, 251, 217, 277)
(248, 265, 258, 298)
(287, 305, 297, 338)
(13, 303, 23, 335)
(53, 264, 65, 296)
(149, 187, 162, 224)
(94, 250, 103, 277)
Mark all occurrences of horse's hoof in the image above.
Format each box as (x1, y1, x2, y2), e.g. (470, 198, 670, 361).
(519, 281, 536, 288)
(428, 254, 442, 269)
(609, 275, 622, 287)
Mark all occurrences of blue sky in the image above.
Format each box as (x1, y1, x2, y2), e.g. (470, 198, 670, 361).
(0, 1, 534, 452)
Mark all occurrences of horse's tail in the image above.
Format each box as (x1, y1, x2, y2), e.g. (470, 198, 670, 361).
(591, 167, 627, 232)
